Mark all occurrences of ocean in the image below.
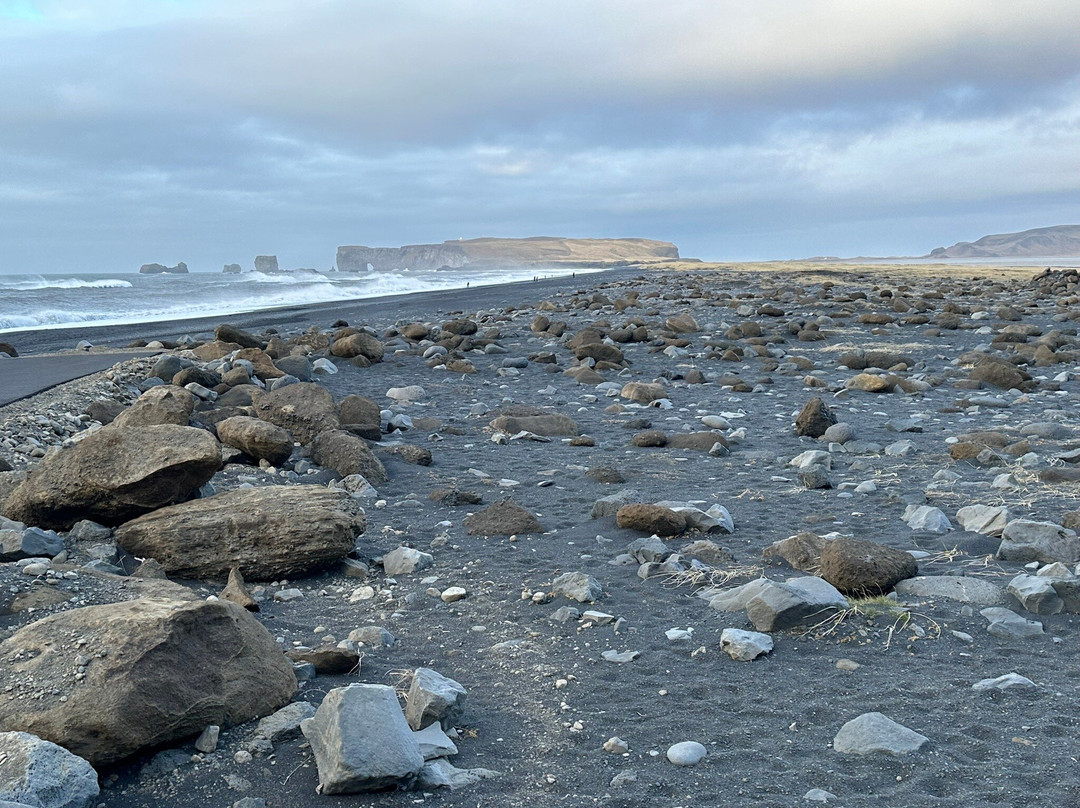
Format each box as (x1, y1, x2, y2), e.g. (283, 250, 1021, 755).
(0, 264, 601, 334)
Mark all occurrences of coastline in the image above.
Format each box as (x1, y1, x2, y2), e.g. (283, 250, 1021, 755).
(2, 265, 639, 356)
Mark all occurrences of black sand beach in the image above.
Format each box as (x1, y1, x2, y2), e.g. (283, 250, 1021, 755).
(2, 264, 1079, 808)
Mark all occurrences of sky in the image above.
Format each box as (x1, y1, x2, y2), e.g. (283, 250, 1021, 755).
(1, 0, 1079, 272)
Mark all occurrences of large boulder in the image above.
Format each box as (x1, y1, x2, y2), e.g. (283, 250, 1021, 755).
(301, 684, 424, 794)
(115, 487, 364, 580)
(216, 416, 294, 465)
(405, 668, 468, 731)
(0, 598, 297, 766)
(817, 537, 917, 596)
(330, 333, 385, 363)
(112, 385, 195, 428)
(309, 430, 387, 486)
(489, 414, 580, 437)
(0, 731, 99, 808)
(2, 425, 221, 530)
(251, 383, 340, 444)
(997, 519, 1080, 564)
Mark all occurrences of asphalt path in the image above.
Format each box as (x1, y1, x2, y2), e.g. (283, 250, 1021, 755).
(0, 353, 151, 407)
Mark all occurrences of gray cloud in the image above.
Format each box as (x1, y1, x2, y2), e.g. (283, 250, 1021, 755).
(1, 0, 1078, 271)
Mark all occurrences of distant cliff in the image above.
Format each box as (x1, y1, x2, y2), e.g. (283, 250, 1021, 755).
(928, 225, 1080, 259)
(336, 237, 679, 272)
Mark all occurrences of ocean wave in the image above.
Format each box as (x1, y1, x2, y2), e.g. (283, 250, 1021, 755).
(0, 264, 609, 333)
(0, 276, 134, 291)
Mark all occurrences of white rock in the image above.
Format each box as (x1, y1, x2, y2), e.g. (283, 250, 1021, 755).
(720, 628, 774, 661)
(971, 673, 1036, 692)
(955, 505, 1010, 537)
(903, 505, 953, 533)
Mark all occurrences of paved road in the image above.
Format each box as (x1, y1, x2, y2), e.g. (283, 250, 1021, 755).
(0, 353, 150, 407)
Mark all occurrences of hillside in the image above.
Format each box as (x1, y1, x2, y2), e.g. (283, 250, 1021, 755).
(336, 237, 679, 272)
(927, 224, 1080, 258)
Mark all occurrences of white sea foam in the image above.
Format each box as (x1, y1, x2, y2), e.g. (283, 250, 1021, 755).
(0, 276, 133, 291)
(0, 264, 607, 333)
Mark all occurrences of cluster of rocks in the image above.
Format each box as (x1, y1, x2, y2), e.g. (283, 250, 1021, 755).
(4, 262, 1080, 805)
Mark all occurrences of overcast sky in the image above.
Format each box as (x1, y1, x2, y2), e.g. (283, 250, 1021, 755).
(2, 0, 1079, 272)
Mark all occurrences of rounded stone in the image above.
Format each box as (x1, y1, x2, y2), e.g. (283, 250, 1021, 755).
(666, 741, 706, 766)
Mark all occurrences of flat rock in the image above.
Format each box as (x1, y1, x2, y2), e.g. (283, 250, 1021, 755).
(464, 500, 542, 536)
(489, 414, 580, 437)
(833, 712, 928, 755)
(115, 487, 364, 580)
(955, 505, 1010, 537)
(894, 575, 1005, 605)
(255, 702, 317, 743)
(972, 673, 1037, 692)
(980, 606, 1045, 640)
(0, 598, 296, 765)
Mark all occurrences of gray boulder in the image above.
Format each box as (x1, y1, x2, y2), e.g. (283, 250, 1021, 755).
(591, 489, 644, 519)
(255, 702, 317, 744)
(301, 684, 424, 794)
(955, 505, 1010, 537)
(981, 606, 1045, 640)
(382, 546, 434, 576)
(551, 571, 603, 603)
(0, 527, 63, 562)
(745, 577, 848, 632)
(405, 668, 467, 731)
(833, 712, 928, 755)
(0, 731, 99, 808)
(1007, 574, 1064, 614)
(998, 519, 1080, 564)
(894, 575, 1004, 605)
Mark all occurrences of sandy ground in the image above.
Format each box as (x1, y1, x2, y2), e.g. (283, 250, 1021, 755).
(2, 263, 1080, 808)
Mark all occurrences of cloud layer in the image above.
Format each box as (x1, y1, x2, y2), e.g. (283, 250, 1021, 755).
(2, 0, 1079, 270)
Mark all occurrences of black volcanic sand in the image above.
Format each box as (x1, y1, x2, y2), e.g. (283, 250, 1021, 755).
(3, 266, 1080, 808)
